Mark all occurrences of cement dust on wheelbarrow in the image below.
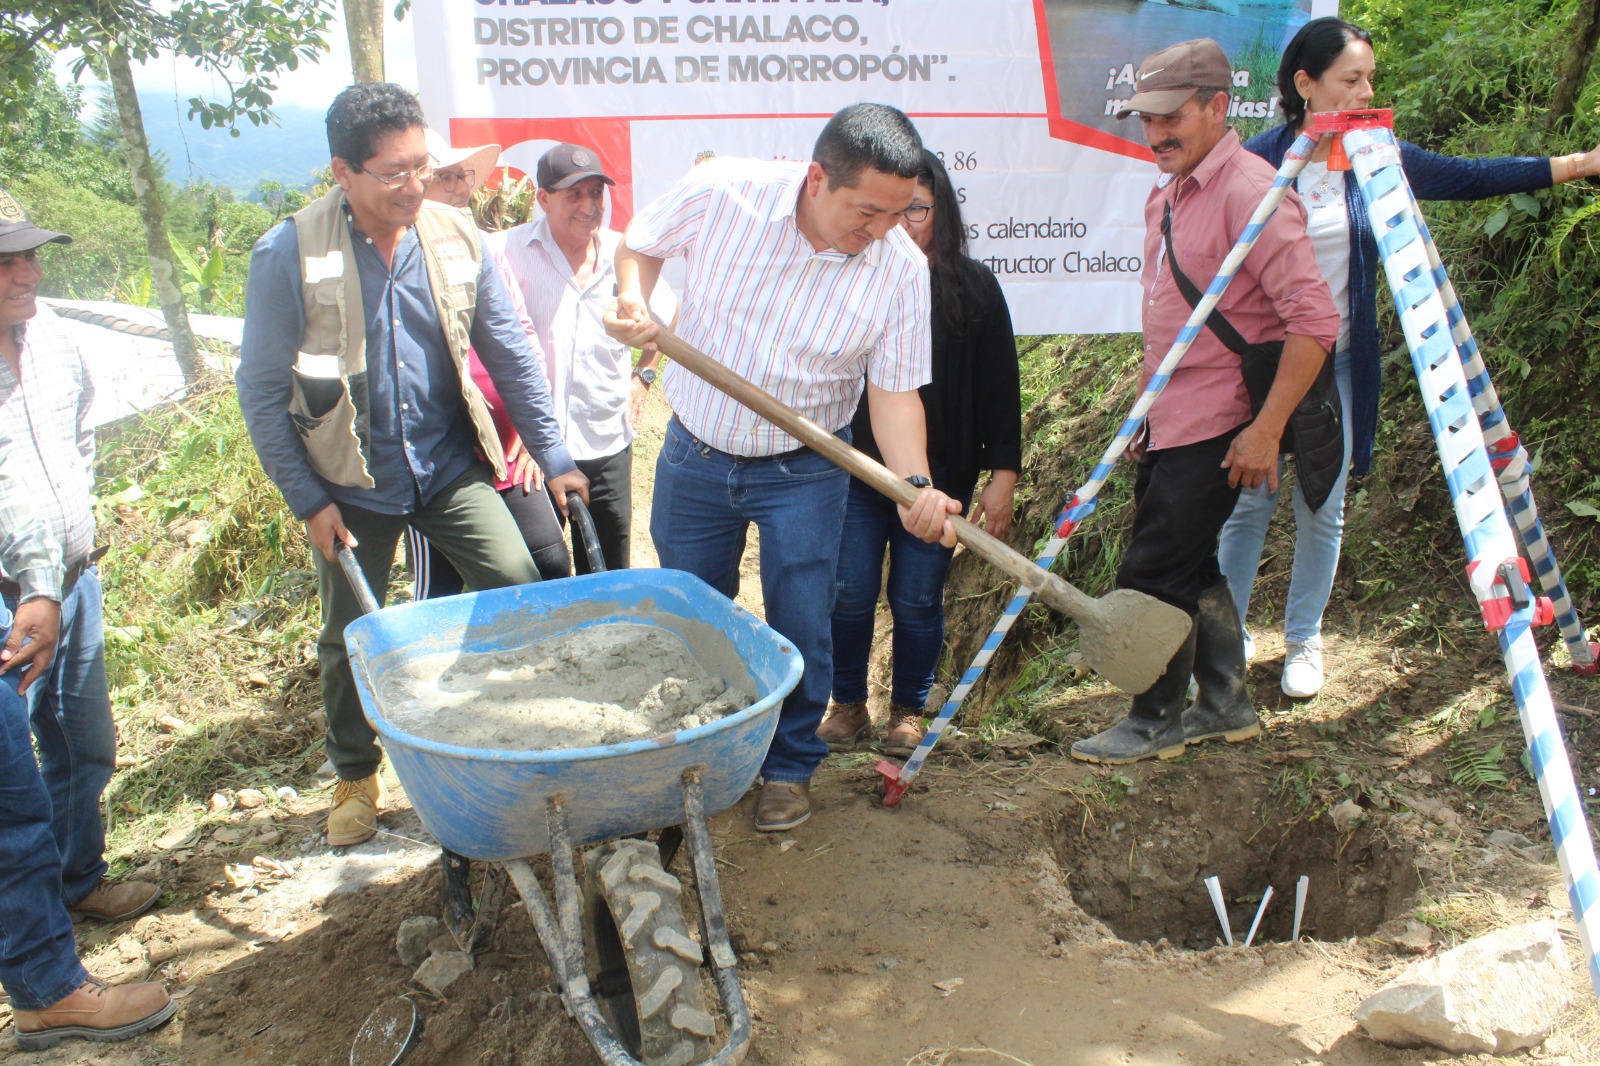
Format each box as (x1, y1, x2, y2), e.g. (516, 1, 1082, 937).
(376, 621, 756, 750)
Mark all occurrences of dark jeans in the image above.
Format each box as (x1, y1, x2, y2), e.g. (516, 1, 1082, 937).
(0, 598, 90, 1011)
(317, 465, 542, 780)
(651, 418, 849, 783)
(407, 479, 571, 598)
(572, 446, 633, 574)
(1117, 428, 1244, 616)
(831, 475, 969, 711)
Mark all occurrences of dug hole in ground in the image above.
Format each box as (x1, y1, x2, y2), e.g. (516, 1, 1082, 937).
(5, 383, 1600, 1066)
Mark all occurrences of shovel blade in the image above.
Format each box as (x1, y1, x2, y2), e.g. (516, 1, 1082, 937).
(1076, 589, 1193, 694)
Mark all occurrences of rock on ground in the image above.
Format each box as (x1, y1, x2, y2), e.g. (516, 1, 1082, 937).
(1355, 919, 1570, 1054)
(396, 915, 446, 967)
(413, 950, 474, 996)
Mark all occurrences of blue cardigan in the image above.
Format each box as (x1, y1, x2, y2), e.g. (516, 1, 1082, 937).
(1244, 123, 1551, 475)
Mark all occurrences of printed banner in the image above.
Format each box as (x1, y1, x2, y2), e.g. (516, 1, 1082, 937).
(416, 0, 1335, 335)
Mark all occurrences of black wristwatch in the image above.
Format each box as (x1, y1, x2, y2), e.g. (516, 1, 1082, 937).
(905, 474, 932, 489)
(633, 367, 657, 386)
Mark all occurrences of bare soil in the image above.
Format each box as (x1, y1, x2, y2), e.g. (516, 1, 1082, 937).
(5, 389, 1600, 1065)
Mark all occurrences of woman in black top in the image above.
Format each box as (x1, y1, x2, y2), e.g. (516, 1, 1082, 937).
(820, 149, 1023, 756)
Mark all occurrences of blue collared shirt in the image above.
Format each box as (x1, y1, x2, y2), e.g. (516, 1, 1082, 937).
(238, 213, 574, 520)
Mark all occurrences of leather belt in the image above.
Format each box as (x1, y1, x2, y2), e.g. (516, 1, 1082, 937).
(671, 416, 812, 464)
(1, 545, 107, 601)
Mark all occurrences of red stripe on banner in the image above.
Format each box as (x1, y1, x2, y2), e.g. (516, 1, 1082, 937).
(450, 117, 636, 224)
(1031, 0, 1155, 163)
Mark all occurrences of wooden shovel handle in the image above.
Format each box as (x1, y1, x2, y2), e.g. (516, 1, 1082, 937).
(651, 331, 1091, 616)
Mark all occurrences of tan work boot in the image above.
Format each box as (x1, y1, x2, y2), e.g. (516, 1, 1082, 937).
(754, 781, 811, 832)
(68, 880, 160, 923)
(14, 976, 177, 1050)
(326, 773, 384, 847)
(815, 701, 871, 751)
(883, 705, 926, 757)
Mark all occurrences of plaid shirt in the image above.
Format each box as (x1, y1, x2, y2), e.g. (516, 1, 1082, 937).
(0, 305, 94, 601)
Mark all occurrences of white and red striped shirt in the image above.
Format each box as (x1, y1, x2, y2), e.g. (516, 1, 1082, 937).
(625, 158, 931, 457)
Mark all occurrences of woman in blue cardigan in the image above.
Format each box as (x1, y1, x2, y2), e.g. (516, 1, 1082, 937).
(1218, 16, 1600, 698)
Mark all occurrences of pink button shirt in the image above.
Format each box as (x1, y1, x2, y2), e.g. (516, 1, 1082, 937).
(1140, 129, 1339, 450)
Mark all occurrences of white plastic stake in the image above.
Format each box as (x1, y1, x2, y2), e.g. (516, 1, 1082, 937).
(1292, 876, 1309, 942)
(1204, 876, 1233, 946)
(1244, 886, 1275, 948)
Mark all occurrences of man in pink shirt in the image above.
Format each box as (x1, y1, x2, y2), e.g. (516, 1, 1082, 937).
(1072, 38, 1339, 764)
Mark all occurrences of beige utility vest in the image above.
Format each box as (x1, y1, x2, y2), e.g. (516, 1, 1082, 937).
(289, 188, 508, 488)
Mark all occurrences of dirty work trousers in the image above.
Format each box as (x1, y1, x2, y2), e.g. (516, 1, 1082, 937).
(1117, 428, 1244, 615)
(315, 465, 541, 781)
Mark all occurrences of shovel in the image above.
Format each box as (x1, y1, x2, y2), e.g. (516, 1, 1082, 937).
(649, 331, 1192, 695)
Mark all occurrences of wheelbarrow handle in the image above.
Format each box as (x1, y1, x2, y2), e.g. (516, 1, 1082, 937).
(336, 542, 383, 617)
(565, 491, 608, 575)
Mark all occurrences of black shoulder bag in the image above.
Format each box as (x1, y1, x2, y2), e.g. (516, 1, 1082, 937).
(1161, 203, 1344, 513)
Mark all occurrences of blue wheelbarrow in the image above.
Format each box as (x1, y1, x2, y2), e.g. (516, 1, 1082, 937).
(337, 511, 802, 1066)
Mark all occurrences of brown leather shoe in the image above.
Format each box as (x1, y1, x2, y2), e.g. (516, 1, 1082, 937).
(326, 773, 384, 847)
(883, 705, 926, 757)
(14, 976, 177, 1050)
(815, 701, 871, 751)
(755, 781, 811, 832)
(68, 879, 160, 923)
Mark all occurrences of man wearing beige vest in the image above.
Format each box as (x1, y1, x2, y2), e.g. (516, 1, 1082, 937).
(237, 83, 587, 846)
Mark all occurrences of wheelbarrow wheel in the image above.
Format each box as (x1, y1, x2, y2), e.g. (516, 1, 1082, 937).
(583, 839, 716, 1066)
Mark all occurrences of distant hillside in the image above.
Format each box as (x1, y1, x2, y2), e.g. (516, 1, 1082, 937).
(137, 93, 327, 197)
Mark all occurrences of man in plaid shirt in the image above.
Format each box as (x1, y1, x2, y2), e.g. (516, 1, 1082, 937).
(0, 189, 176, 1048)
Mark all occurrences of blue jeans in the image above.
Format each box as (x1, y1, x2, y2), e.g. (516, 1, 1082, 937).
(831, 475, 964, 711)
(651, 419, 849, 783)
(1218, 351, 1355, 643)
(0, 598, 91, 1011)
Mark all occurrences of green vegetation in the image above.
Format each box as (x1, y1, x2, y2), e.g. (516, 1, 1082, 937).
(94, 379, 320, 860)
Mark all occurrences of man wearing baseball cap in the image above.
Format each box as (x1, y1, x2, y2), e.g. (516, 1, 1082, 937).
(1072, 40, 1338, 763)
(496, 142, 677, 573)
(0, 188, 176, 1047)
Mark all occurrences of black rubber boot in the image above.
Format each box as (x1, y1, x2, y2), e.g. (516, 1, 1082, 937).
(1182, 582, 1261, 745)
(1071, 622, 1197, 764)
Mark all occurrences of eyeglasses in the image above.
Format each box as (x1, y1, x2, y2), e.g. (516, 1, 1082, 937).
(351, 161, 435, 188)
(902, 204, 932, 222)
(435, 168, 476, 191)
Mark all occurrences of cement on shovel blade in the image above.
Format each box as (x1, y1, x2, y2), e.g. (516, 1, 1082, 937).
(1072, 589, 1193, 695)
(351, 997, 422, 1066)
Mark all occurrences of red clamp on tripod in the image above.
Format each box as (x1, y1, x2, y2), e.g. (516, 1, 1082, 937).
(1309, 108, 1395, 171)
(1475, 557, 1556, 632)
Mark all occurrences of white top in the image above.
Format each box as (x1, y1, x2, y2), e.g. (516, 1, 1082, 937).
(1296, 161, 1354, 354)
(496, 219, 676, 461)
(624, 157, 931, 457)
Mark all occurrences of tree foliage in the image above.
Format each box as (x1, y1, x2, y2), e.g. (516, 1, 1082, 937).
(1, 1, 337, 136)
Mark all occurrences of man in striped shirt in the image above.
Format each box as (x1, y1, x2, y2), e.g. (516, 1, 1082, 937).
(606, 104, 959, 832)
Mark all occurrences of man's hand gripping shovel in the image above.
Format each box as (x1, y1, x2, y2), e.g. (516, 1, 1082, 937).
(648, 330, 1194, 801)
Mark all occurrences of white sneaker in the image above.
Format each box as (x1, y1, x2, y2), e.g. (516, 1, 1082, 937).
(1281, 638, 1324, 698)
(1243, 629, 1255, 661)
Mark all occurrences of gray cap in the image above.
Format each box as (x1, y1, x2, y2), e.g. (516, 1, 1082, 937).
(0, 188, 71, 254)
(536, 143, 616, 191)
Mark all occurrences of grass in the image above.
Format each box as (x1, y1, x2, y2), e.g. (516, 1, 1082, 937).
(92, 374, 326, 870)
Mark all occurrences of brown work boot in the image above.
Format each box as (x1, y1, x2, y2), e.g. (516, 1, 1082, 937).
(13, 976, 177, 1050)
(326, 773, 384, 847)
(815, 701, 871, 750)
(883, 705, 926, 757)
(68, 879, 160, 923)
(754, 781, 811, 832)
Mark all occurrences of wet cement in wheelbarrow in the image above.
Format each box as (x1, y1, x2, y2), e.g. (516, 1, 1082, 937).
(376, 621, 757, 750)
